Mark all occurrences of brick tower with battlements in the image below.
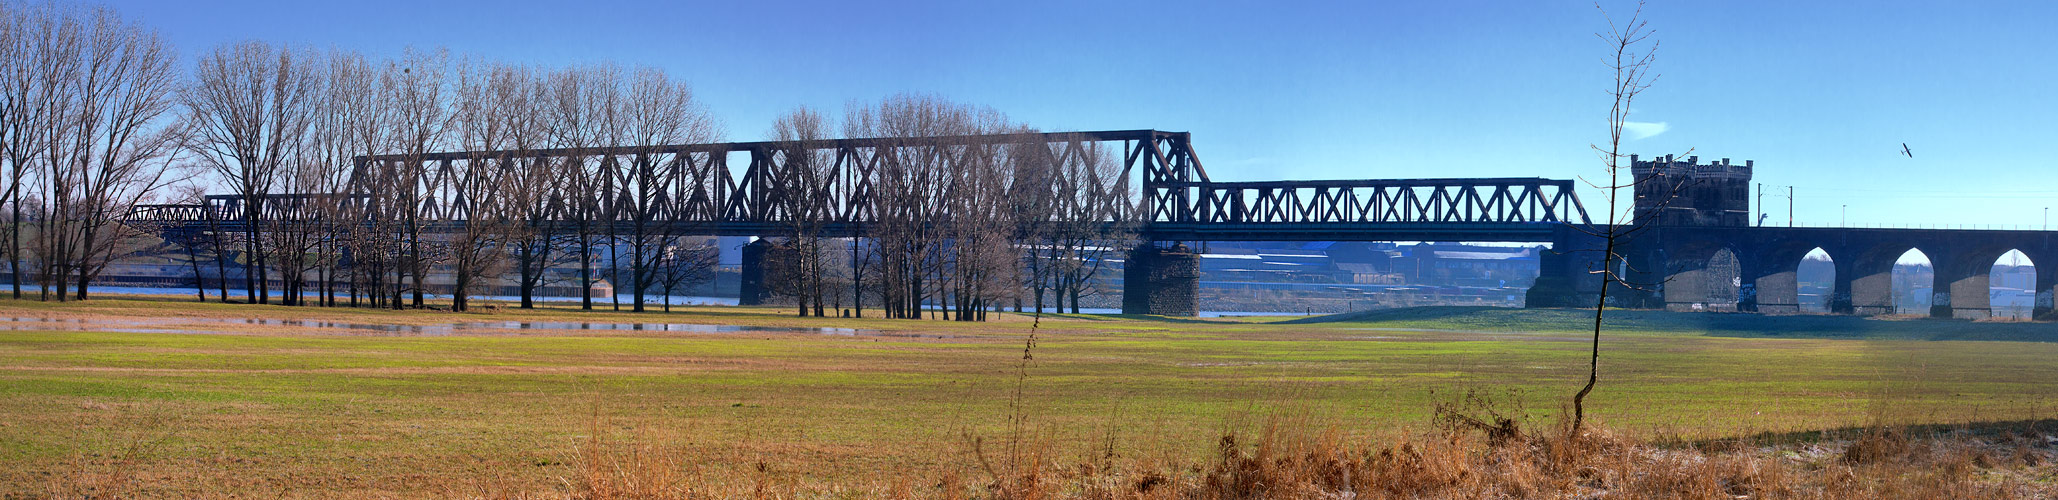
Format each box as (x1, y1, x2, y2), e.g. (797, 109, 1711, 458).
(1632, 154, 1753, 227)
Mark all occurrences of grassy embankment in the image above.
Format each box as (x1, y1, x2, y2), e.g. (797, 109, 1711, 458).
(5, 296, 2058, 497)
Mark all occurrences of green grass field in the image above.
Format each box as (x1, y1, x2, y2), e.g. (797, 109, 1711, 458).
(4, 297, 2058, 497)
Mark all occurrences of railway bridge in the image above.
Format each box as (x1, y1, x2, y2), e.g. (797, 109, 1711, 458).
(123, 130, 2057, 318)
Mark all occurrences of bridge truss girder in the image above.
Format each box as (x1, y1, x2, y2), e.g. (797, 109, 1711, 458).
(131, 130, 1186, 232)
(126, 129, 1594, 243)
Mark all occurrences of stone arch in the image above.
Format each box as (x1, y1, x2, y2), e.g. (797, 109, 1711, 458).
(1708, 247, 1742, 311)
(1898, 249, 1937, 316)
(1848, 244, 1930, 316)
(1931, 244, 2016, 319)
(2007, 244, 2058, 320)
(1797, 248, 1837, 313)
(1661, 239, 1743, 312)
(1985, 250, 2036, 320)
(1742, 240, 1833, 314)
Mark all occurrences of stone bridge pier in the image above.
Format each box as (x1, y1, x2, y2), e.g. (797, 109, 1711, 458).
(738, 239, 798, 306)
(2040, 265, 2058, 319)
(1524, 229, 1607, 308)
(1534, 226, 2058, 319)
(1121, 243, 1200, 316)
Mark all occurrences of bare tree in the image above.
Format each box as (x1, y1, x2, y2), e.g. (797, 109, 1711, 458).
(385, 48, 453, 309)
(183, 40, 320, 304)
(444, 60, 540, 311)
(337, 55, 400, 308)
(612, 67, 717, 312)
(0, 5, 31, 298)
(837, 95, 1055, 321)
(263, 52, 341, 307)
(1063, 142, 1136, 313)
(846, 232, 874, 317)
(0, 3, 73, 299)
(939, 119, 1025, 321)
(769, 106, 836, 316)
(502, 68, 564, 309)
(1010, 136, 1060, 314)
(844, 94, 979, 319)
(1022, 137, 1134, 314)
(303, 49, 380, 307)
(34, 6, 181, 301)
(265, 153, 325, 306)
(1572, 2, 1686, 433)
(149, 182, 229, 302)
(540, 65, 614, 310)
(653, 239, 717, 313)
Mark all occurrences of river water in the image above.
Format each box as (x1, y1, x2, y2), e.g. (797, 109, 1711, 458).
(0, 315, 948, 337)
(68, 286, 1303, 317)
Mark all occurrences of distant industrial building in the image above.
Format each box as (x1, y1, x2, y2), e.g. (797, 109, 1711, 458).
(1187, 241, 1540, 287)
(1137, 241, 1545, 312)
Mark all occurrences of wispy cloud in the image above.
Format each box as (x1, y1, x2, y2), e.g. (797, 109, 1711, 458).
(1623, 121, 1669, 140)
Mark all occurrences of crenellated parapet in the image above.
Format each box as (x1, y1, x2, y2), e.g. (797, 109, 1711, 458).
(1631, 154, 1754, 227)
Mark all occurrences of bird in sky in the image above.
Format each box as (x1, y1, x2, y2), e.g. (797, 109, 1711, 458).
(1900, 143, 1913, 158)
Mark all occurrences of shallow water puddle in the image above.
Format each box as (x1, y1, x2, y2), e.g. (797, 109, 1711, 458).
(0, 317, 191, 334)
(0, 316, 920, 338)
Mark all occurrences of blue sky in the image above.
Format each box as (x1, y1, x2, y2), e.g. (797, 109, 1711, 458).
(108, 0, 2058, 227)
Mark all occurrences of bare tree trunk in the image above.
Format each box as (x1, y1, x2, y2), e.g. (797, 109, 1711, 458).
(239, 220, 262, 304)
(410, 225, 424, 308)
(607, 232, 620, 311)
(347, 263, 358, 307)
(579, 237, 593, 310)
(186, 237, 206, 302)
(6, 205, 17, 299)
(452, 271, 468, 312)
(1573, 2, 1671, 434)
(851, 236, 864, 318)
(210, 221, 229, 302)
(519, 243, 536, 309)
(632, 230, 645, 312)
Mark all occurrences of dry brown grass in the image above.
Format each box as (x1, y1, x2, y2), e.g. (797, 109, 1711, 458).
(546, 423, 2058, 500)
(31, 383, 2056, 500)
(540, 395, 2058, 500)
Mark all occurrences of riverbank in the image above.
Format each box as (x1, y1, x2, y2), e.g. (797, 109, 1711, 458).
(5, 298, 2058, 497)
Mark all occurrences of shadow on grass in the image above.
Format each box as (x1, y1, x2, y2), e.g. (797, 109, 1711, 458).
(1663, 418, 2058, 449)
(1287, 305, 2058, 342)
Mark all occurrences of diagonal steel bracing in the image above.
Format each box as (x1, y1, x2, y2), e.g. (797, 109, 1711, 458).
(126, 130, 1594, 242)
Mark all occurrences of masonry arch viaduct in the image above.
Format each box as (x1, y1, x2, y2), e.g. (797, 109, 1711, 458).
(1543, 226, 2058, 319)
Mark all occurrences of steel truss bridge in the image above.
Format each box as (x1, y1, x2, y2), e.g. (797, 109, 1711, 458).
(125, 130, 1592, 242)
